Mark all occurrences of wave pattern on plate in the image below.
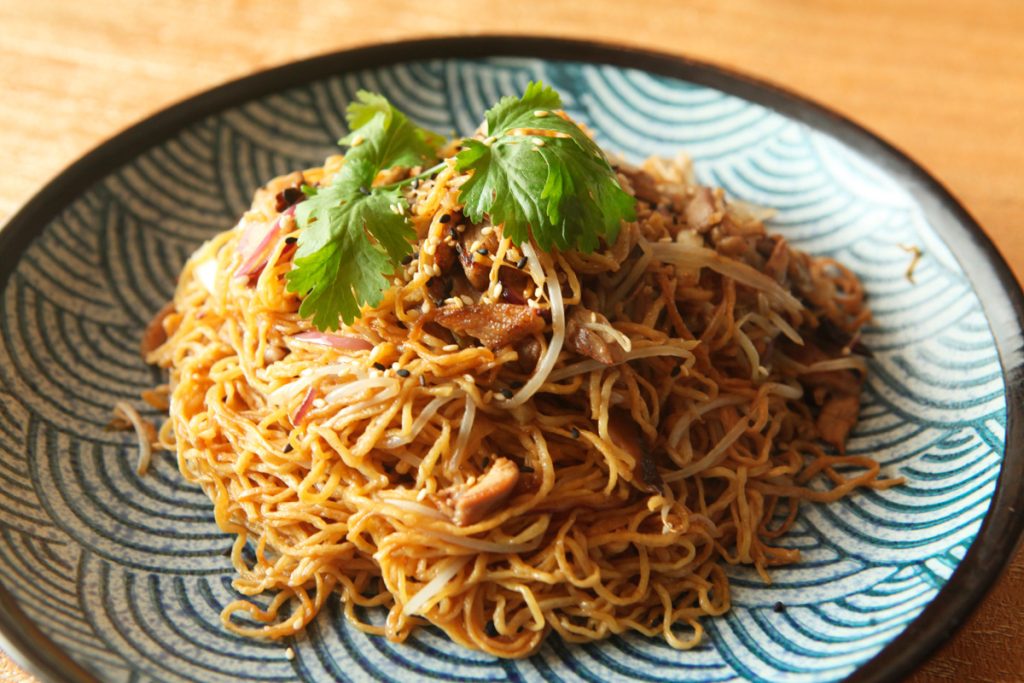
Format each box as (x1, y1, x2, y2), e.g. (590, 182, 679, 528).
(0, 58, 1004, 682)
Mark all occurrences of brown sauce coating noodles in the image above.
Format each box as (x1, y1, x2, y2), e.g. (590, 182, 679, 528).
(146, 151, 898, 657)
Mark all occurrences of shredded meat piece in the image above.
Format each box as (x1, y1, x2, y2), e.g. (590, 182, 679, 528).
(433, 303, 544, 349)
(457, 222, 499, 290)
(617, 165, 662, 205)
(607, 410, 662, 493)
(426, 275, 454, 305)
(564, 307, 625, 365)
(685, 187, 724, 233)
(140, 302, 175, 357)
(514, 336, 542, 372)
(434, 236, 458, 275)
(817, 394, 860, 452)
(497, 266, 530, 305)
(439, 457, 521, 526)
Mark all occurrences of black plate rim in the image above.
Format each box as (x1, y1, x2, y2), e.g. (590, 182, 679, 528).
(0, 35, 1021, 683)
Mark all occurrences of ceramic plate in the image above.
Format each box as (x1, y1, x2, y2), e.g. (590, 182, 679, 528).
(0, 38, 1021, 683)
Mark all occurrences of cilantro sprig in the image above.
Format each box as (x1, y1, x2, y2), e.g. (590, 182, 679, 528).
(285, 83, 636, 330)
(285, 92, 441, 329)
(455, 82, 635, 252)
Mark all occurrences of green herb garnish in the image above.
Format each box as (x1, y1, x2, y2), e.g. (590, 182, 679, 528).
(286, 83, 636, 330)
(285, 92, 441, 329)
(455, 82, 635, 252)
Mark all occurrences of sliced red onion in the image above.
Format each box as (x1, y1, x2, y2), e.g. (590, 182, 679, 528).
(236, 206, 297, 278)
(292, 331, 373, 351)
(290, 387, 316, 425)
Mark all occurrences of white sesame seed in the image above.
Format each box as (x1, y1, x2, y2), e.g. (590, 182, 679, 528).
(416, 488, 429, 501)
(285, 648, 295, 660)
(480, 226, 493, 236)
(460, 295, 474, 305)
(534, 110, 549, 117)
(531, 137, 543, 145)
(350, 134, 365, 146)
(442, 344, 459, 352)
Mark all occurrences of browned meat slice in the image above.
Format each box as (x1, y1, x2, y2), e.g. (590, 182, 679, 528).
(140, 302, 175, 357)
(439, 457, 521, 526)
(457, 223, 499, 290)
(514, 336, 542, 372)
(616, 165, 662, 204)
(433, 303, 544, 350)
(817, 394, 860, 452)
(607, 410, 662, 493)
(685, 187, 723, 233)
(564, 308, 625, 365)
(433, 236, 458, 275)
(498, 266, 530, 305)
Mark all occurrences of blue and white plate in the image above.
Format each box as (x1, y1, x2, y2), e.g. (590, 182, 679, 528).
(0, 38, 1021, 683)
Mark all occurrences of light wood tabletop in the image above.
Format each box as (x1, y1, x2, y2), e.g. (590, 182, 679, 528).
(1, 1, 1022, 681)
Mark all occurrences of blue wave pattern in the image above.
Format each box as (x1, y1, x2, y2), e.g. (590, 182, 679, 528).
(0, 58, 1004, 682)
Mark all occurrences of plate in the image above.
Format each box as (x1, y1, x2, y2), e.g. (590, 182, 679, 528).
(0, 37, 1021, 683)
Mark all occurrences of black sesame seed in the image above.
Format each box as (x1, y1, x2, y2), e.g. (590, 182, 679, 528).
(515, 256, 528, 269)
(509, 381, 524, 389)
(476, 248, 489, 256)
(520, 465, 534, 473)
(284, 236, 298, 245)
(773, 601, 786, 613)
(358, 186, 371, 196)
(570, 427, 580, 439)
(484, 621, 498, 637)
(396, 368, 411, 378)
(401, 253, 414, 265)
(283, 443, 294, 453)
(670, 365, 682, 377)
(439, 214, 452, 224)
(480, 456, 490, 469)
(500, 388, 514, 399)
(372, 362, 386, 371)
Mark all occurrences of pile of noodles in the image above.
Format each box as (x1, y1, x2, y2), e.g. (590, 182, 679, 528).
(144, 141, 898, 657)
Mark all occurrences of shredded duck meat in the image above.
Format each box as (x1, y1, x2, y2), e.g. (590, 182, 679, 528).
(432, 303, 545, 349)
(439, 457, 521, 526)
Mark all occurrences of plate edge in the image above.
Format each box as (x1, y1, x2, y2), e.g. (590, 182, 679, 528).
(0, 34, 1021, 683)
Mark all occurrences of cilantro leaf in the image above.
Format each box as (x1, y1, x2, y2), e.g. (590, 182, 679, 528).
(455, 81, 636, 251)
(339, 90, 443, 170)
(286, 157, 415, 330)
(284, 84, 637, 331)
(482, 81, 563, 135)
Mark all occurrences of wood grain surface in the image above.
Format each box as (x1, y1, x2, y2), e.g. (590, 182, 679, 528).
(0, 1, 1021, 681)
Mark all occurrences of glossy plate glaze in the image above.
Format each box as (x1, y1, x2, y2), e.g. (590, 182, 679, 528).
(0, 38, 1021, 683)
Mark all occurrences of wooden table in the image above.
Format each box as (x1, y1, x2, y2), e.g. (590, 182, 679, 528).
(1, 1, 1021, 680)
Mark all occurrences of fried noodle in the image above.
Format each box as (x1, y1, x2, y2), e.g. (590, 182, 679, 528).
(145, 147, 898, 657)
